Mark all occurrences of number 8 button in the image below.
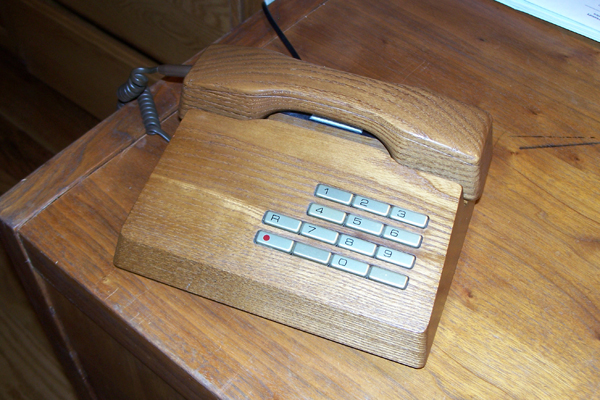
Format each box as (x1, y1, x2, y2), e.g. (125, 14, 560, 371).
(338, 234, 377, 257)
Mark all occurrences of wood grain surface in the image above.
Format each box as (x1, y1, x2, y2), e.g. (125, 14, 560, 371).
(115, 109, 472, 367)
(181, 45, 493, 200)
(0, 241, 78, 400)
(1, 0, 599, 398)
(0, 49, 96, 400)
(3, 0, 156, 118)
(53, 0, 262, 64)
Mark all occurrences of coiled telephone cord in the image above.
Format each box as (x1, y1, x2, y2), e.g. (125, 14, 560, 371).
(117, 0, 299, 142)
(117, 66, 191, 142)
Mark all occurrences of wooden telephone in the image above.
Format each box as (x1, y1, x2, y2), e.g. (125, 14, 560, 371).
(114, 45, 492, 368)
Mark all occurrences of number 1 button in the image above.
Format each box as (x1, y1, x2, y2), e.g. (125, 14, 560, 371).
(315, 184, 353, 205)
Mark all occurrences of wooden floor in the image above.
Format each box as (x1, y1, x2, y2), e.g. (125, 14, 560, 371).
(0, 48, 99, 400)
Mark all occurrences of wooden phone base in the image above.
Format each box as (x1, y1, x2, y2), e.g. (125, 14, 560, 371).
(114, 110, 474, 368)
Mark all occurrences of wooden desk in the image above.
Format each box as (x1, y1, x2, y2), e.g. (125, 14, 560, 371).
(1, 0, 599, 398)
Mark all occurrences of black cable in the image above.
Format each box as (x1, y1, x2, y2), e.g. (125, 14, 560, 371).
(117, 0, 302, 142)
(117, 65, 192, 142)
(262, 0, 301, 60)
(136, 87, 170, 142)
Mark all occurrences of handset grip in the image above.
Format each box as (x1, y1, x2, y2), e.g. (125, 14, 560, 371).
(180, 45, 492, 200)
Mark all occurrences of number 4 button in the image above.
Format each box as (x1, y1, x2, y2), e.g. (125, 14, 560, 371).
(307, 203, 347, 225)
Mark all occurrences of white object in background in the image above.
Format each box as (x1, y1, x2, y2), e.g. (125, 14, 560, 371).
(494, 0, 600, 42)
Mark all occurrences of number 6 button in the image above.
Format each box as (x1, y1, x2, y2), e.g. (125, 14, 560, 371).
(382, 225, 422, 248)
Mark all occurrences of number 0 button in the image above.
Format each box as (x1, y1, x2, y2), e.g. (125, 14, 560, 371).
(329, 254, 370, 276)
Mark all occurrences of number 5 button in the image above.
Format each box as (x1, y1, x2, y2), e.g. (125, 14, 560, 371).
(344, 214, 384, 236)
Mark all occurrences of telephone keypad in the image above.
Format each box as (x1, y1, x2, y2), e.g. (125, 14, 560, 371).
(256, 228, 408, 289)
(315, 185, 429, 229)
(312, 206, 423, 249)
(254, 183, 430, 290)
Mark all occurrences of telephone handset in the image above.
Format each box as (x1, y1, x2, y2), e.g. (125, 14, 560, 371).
(114, 45, 492, 368)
